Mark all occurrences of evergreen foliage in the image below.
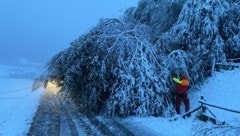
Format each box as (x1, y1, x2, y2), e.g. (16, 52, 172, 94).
(219, 5, 240, 59)
(44, 0, 240, 116)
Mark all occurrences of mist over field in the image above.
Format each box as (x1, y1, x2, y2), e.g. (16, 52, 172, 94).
(0, 0, 138, 65)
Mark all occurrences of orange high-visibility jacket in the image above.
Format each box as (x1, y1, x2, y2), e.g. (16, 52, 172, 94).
(173, 77, 189, 94)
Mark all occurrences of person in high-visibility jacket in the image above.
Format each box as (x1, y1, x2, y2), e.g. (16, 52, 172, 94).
(172, 73, 190, 114)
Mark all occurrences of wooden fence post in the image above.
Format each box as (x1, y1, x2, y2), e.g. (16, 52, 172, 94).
(211, 58, 216, 75)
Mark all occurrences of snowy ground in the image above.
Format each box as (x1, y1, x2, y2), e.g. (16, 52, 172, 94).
(0, 63, 43, 135)
(118, 69, 240, 136)
(0, 63, 240, 135)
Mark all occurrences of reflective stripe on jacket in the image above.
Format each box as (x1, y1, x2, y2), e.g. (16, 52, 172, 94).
(173, 77, 189, 94)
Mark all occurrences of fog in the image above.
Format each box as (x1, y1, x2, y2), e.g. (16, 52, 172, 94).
(0, 0, 138, 65)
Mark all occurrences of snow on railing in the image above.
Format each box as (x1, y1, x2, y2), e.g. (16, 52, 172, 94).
(211, 58, 240, 75)
(199, 101, 240, 114)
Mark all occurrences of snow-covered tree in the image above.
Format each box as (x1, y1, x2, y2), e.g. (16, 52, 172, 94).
(219, 5, 240, 59)
(130, 0, 186, 43)
(44, 0, 240, 117)
(45, 18, 176, 116)
(155, 0, 231, 77)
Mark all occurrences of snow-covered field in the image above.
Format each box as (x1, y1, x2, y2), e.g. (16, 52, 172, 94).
(0, 63, 239, 135)
(0, 64, 43, 135)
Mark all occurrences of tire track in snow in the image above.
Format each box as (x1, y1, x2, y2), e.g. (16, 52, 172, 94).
(28, 90, 134, 136)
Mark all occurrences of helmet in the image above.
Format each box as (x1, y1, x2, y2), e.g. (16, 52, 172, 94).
(181, 74, 188, 79)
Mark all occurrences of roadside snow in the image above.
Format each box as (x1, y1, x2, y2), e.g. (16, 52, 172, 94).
(0, 64, 43, 136)
(118, 116, 195, 136)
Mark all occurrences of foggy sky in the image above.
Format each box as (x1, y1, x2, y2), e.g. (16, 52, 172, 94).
(0, 0, 138, 65)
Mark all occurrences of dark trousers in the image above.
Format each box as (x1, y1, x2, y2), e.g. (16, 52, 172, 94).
(175, 93, 189, 114)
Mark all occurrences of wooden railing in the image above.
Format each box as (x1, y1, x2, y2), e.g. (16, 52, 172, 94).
(199, 101, 240, 114)
(179, 96, 239, 124)
(211, 58, 240, 75)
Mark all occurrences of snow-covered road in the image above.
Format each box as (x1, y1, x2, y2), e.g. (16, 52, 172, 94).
(28, 89, 134, 136)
